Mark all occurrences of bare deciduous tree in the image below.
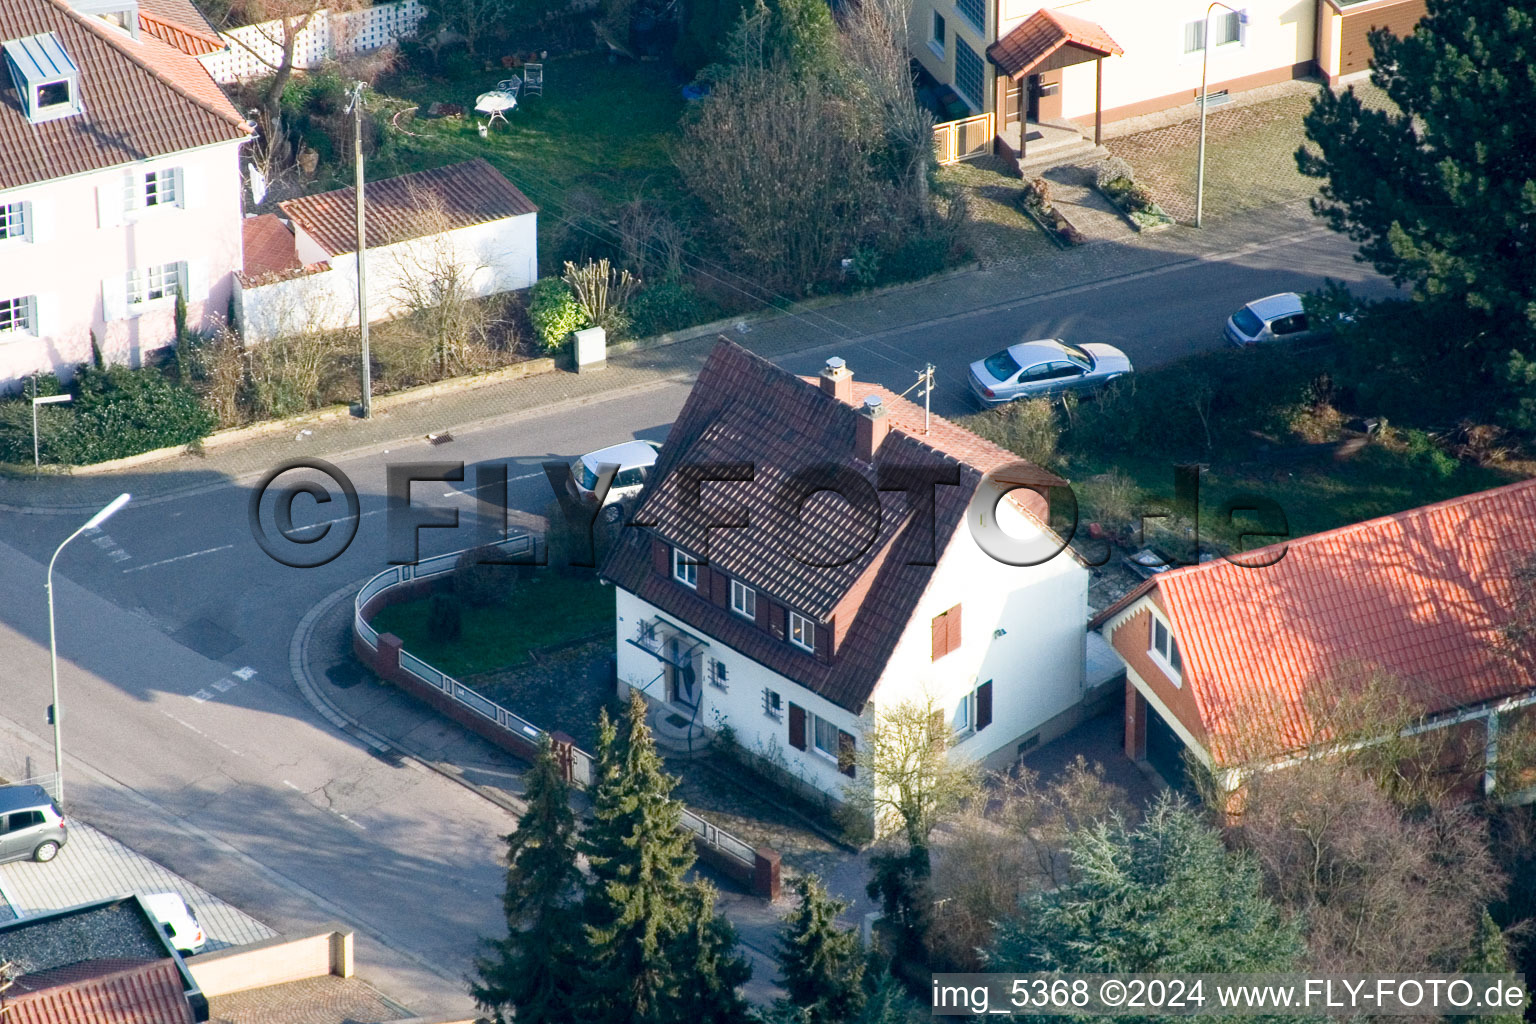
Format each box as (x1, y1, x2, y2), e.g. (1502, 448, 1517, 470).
(562, 258, 639, 335)
(388, 185, 499, 378)
(1235, 760, 1504, 974)
(839, 0, 933, 216)
(845, 695, 980, 849)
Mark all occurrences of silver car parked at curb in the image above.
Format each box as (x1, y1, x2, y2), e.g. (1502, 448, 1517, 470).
(0, 784, 68, 864)
(968, 339, 1133, 407)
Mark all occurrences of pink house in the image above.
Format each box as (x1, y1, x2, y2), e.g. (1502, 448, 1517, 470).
(0, 0, 249, 386)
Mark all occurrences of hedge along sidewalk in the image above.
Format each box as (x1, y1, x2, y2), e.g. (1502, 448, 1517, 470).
(0, 197, 1326, 516)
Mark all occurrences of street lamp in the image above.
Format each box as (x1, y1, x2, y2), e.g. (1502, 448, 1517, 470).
(46, 492, 130, 805)
(31, 392, 71, 470)
(1195, 1, 1243, 228)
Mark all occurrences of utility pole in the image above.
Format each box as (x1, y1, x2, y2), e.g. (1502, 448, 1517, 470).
(347, 82, 372, 418)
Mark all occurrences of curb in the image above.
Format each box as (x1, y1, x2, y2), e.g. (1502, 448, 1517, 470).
(288, 579, 528, 820)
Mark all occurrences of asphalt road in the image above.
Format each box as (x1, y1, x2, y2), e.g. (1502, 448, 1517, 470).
(0, 225, 1396, 1019)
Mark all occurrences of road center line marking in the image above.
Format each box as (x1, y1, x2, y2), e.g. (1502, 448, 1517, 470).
(441, 469, 545, 499)
(122, 544, 234, 574)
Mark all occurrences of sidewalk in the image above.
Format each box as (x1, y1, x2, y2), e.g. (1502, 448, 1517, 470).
(0, 197, 1322, 516)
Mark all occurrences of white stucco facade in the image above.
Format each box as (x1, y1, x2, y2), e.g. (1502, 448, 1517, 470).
(0, 138, 247, 385)
(235, 212, 537, 342)
(615, 490, 1089, 805)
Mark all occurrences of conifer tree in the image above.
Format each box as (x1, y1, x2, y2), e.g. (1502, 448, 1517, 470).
(582, 692, 749, 1024)
(1460, 909, 1524, 1024)
(471, 734, 581, 1024)
(777, 875, 865, 1024)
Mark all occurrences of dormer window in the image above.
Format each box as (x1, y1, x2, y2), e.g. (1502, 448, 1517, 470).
(67, 0, 140, 39)
(788, 611, 815, 653)
(3, 33, 84, 125)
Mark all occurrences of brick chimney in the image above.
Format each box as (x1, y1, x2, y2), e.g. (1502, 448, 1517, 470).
(856, 393, 889, 462)
(820, 357, 853, 403)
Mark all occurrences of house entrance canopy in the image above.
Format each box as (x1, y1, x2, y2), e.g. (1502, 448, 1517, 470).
(987, 7, 1123, 80)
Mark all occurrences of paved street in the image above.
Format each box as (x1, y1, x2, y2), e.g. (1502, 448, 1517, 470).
(0, 200, 1397, 1019)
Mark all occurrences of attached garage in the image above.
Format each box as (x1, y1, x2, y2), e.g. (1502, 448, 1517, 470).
(1319, 0, 1425, 80)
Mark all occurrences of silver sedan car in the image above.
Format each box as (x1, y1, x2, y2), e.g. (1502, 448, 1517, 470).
(967, 339, 1133, 406)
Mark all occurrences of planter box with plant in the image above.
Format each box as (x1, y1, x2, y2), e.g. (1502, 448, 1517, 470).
(1017, 176, 1086, 247)
(1092, 158, 1173, 231)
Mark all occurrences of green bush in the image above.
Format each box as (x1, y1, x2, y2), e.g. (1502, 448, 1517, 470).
(453, 546, 520, 607)
(1398, 428, 1459, 479)
(427, 593, 462, 642)
(628, 280, 712, 337)
(880, 234, 948, 285)
(527, 278, 589, 353)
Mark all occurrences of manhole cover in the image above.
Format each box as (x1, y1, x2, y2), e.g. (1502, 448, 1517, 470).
(171, 618, 241, 660)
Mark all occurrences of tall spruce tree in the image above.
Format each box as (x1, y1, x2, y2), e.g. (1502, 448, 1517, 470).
(777, 875, 865, 1024)
(1296, 0, 1536, 354)
(471, 735, 581, 1024)
(1460, 909, 1525, 1024)
(581, 692, 749, 1024)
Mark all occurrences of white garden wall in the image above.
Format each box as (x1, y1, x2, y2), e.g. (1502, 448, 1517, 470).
(199, 0, 426, 84)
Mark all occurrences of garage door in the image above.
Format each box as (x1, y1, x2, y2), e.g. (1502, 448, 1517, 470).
(1339, 0, 1426, 75)
(1146, 711, 1196, 795)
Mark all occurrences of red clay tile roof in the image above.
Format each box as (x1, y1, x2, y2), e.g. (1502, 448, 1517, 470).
(0, 0, 248, 190)
(601, 340, 1064, 713)
(988, 7, 1124, 79)
(1095, 478, 1536, 766)
(137, 0, 222, 54)
(241, 212, 301, 280)
(279, 158, 538, 256)
(4, 958, 197, 1024)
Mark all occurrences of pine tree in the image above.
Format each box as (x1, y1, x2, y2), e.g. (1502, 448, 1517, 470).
(991, 794, 1303, 977)
(777, 875, 865, 1024)
(582, 692, 739, 1024)
(1296, 0, 1536, 352)
(1460, 909, 1524, 1024)
(674, 880, 754, 1024)
(471, 735, 581, 1024)
(854, 969, 921, 1024)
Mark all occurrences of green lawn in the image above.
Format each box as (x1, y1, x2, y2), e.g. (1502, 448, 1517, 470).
(366, 53, 687, 270)
(370, 571, 614, 679)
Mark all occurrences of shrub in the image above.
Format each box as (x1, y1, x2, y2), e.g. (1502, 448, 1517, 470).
(1397, 427, 1459, 479)
(880, 233, 948, 284)
(454, 546, 519, 607)
(53, 364, 215, 465)
(628, 279, 712, 337)
(1093, 156, 1135, 190)
(1075, 471, 1142, 537)
(1022, 176, 1052, 213)
(969, 397, 1061, 468)
(426, 593, 462, 642)
(562, 258, 639, 338)
(527, 278, 589, 353)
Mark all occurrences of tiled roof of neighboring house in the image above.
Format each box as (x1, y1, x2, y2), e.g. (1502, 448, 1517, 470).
(0, 0, 248, 191)
(601, 340, 1064, 713)
(240, 213, 302, 280)
(137, 0, 222, 55)
(278, 158, 538, 256)
(3, 958, 197, 1024)
(988, 7, 1124, 79)
(1092, 478, 1536, 766)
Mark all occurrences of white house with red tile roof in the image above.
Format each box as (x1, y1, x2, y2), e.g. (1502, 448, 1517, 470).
(0, 0, 250, 385)
(1092, 478, 1536, 798)
(602, 341, 1108, 814)
(233, 159, 538, 341)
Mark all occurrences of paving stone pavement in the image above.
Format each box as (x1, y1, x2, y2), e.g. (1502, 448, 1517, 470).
(208, 975, 414, 1024)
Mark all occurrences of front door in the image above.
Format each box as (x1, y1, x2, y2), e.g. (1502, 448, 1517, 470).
(666, 641, 698, 709)
(1026, 74, 1041, 121)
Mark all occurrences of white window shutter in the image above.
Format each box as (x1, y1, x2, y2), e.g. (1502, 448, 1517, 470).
(122, 170, 140, 221)
(182, 260, 207, 301)
(28, 199, 52, 243)
(32, 293, 57, 337)
(97, 184, 123, 228)
(102, 275, 127, 321)
(177, 166, 204, 209)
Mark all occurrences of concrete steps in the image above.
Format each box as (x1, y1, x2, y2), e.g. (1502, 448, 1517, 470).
(1018, 140, 1107, 178)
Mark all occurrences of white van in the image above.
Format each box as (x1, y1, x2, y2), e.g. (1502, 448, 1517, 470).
(141, 892, 206, 956)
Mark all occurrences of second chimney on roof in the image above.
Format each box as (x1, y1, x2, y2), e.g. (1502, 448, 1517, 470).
(820, 356, 853, 403)
(857, 394, 888, 462)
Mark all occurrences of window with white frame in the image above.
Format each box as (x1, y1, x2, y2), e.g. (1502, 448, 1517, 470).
(810, 712, 839, 759)
(1213, 10, 1241, 45)
(672, 547, 699, 588)
(142, 169, 178, 208)
(763, 688, 783, 720)
(1183, 19, 1204, 52)
(0, 202, 27, 241)
(127, 263, 182, 306)
(952, 680, 993, 736)
(0, 296, 34, 334)
(1149, 614, 1184, 682)
(788, 610, 815, 652)
(730, 579, 756, 619)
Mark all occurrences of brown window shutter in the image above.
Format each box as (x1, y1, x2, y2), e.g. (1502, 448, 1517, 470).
(755, 592, 771, 631)
(788, 703, 806, 750)
(975, 680, 993, 731)
(651, 537, 669, 575)
(838, 730, 856, 777)
(948, 604, 961, 654)
(710, 568, 729, 606)
(770, 603, 786, 640)
(931, 612, 946, 662)
(814, 616, 831, 662)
